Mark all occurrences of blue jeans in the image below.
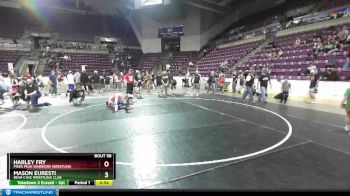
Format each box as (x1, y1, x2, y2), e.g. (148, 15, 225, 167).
(242, 86, 253, 101)
(211, 83, 216, 94)
(28, 92, 45, 107)
(232, 82, 237, 93)
(50, 85, 57, 95)
(0, 89, 5, 100)
(259, 86, 267, 102)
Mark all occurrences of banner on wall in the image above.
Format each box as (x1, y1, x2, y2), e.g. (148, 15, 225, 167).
(8, 63, 13, 72)
(82, 65, 87, 72)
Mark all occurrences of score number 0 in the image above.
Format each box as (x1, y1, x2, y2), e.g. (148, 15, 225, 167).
(104, 161, 109, 179)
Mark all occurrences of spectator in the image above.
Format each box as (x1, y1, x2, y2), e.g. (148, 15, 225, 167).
(0, 74, 9, 105)
(218, 71, 225, 94)
(324, 40, 335, 53)
(326, 53, 337, 68)
(338, 26, 349, 44)
(48, 71, 58, 96)
(66, 70, 75, 96)
(231, 71, 238, 94)
(280, 78, 291, 104)
(10, 74, 21, 106)
(328, 40, 342, 54)
(74, 70, 81, 85)
(80, 70, 90, 93)
(69, 85, 85, 106)
(271, 49, 278, 58)
(313, 40, 323, 54)
(92, 70, 100, 93)
(308, 73, 320, 104)
(36, 76, 44, 95)
(277, 49, 284, 58)
(258, 72, 271, 103)
(267, 50, 273, 59)
(24, 72, 32, 79)
(24, 78, 49, 110)
(207, 71, 216, 94)
(124, 69, 135, 95)
(294, 38, 301, 47)
(237, 70, 245, 94)
(105, 74, 111, 92)
(323, 67, 339, 81)
(343, 52, 350, 70)
(145, 71, 153, 94)
(242, 70, 255, 102)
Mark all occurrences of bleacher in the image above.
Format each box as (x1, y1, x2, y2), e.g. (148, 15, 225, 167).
(43, 53, 112, 75)
(237, 23, 350, 80)
(195, 41, 261, 76)
(0, 51, 19, 73)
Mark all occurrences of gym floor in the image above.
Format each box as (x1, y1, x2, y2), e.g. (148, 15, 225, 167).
(1, 89, 350, 190)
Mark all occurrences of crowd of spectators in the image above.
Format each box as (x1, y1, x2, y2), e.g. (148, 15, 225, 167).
(286, 6, 350, 29)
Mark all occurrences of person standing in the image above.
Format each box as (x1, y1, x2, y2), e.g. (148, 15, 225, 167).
(118, 72, 124, 90)
(155, 72, 164, 97)
(99, 75, 105, 93)
(168, 71, 176, 94)
(36, 76, 44, 95)
(308, 74, 320, 104)
(258, 72, 271, 103)
(80, 70, 90, 94)
(134, 70, 144, 97)
(207, 71, 216, 94)
(66, 70, 75, 96)
(124, 69, 135, 95)
(185, 70, 191, 95)
(280, 78, 291, 104)
(146, 71, 153, 94)
(92, 71, 100, 93)
(10, 74, 21, 106)
(340, 87, 350, 134)
(218, 71, 225, 94)
(105, 74, 111, 92)
(162, 71, 169, 97)
(74, 70, 81, 86)
(0, 74, 9, 105)
(48, 71, 58, 96)
(242, 70, 255, 102)
(192, 70, 201, 96)
(237, 70, 245, 94)
(231, 71, 238, 95)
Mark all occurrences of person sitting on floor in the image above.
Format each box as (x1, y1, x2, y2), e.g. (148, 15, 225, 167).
(69, 85, 85, 106)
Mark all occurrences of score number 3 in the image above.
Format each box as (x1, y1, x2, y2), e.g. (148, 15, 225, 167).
(104, 161, 110, 179)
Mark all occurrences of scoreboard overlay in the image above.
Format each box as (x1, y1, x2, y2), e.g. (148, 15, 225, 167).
(7, 153, 116, 187)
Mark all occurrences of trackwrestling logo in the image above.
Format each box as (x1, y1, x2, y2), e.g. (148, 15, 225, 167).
(1, 189, 56, 196)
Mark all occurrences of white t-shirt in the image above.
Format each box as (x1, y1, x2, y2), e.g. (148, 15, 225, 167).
(67, 74, 75, 84)
(246, 75, 252, 82)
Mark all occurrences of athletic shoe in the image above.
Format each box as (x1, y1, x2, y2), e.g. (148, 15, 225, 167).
(345, 126, 349, 132)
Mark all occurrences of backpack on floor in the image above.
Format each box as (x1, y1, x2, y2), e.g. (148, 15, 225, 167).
(274, 92, 283, 99)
